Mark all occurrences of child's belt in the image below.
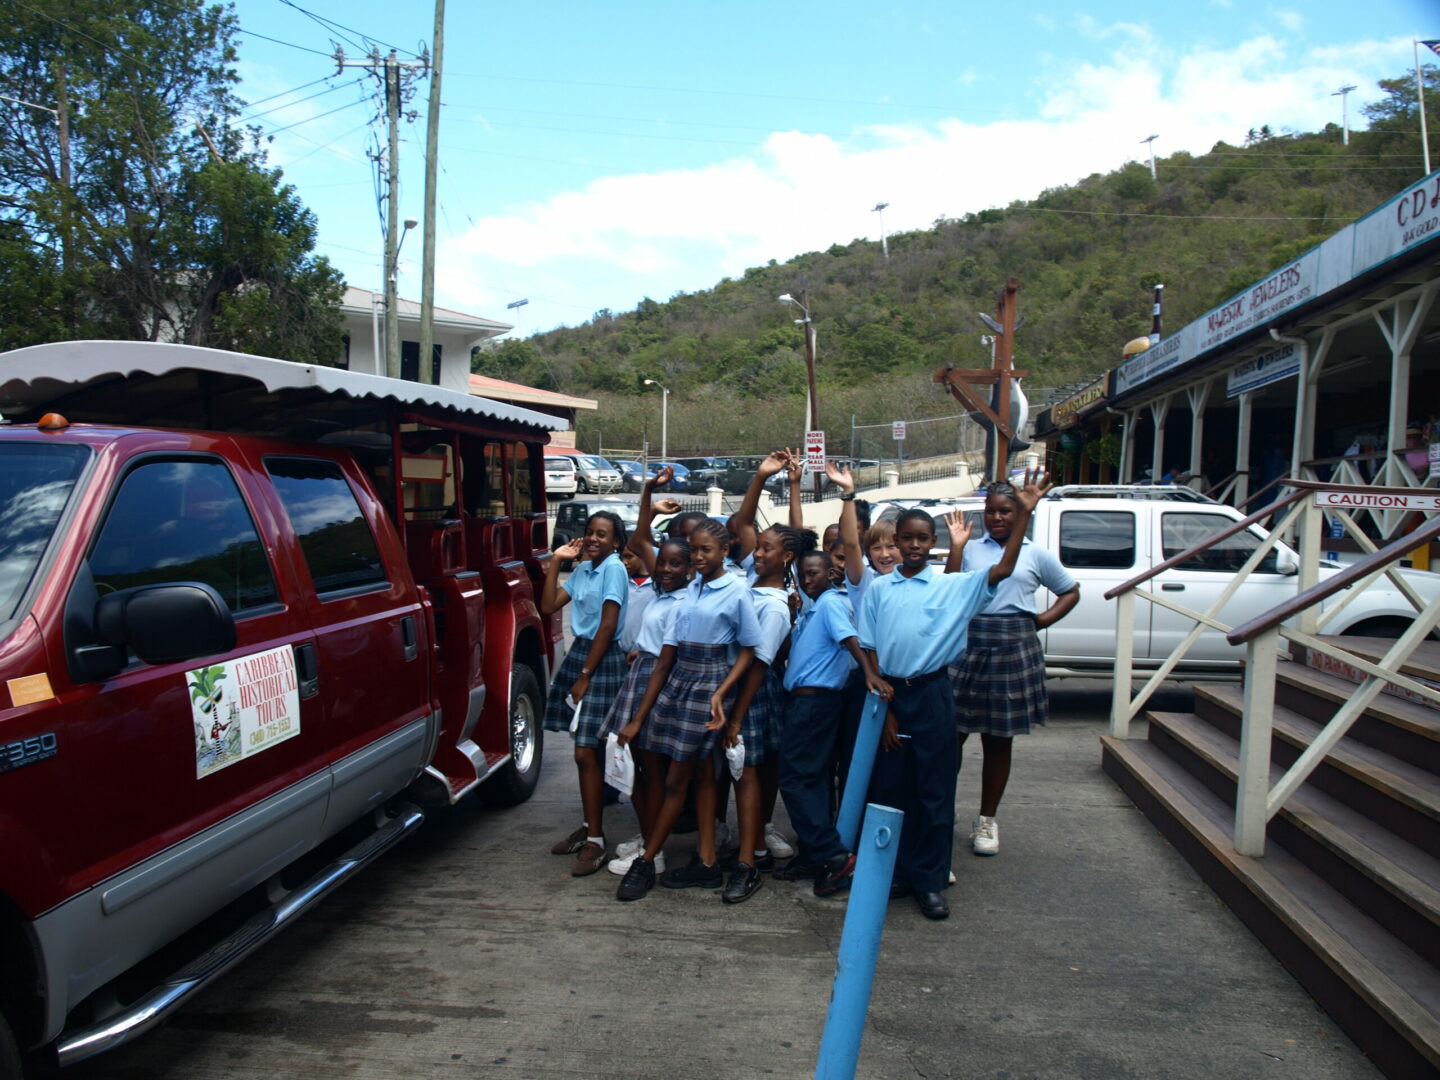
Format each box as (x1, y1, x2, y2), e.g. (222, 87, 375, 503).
(883, 668, 949, 689)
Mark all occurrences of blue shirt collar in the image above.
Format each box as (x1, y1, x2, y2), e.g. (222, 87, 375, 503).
(694, 571, 738, 595)
(980, 533, 1030, 548)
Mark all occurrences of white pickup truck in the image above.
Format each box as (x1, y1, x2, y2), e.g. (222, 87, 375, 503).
(871, 488, 1440, 676)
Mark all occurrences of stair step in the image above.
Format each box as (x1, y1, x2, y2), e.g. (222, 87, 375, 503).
(1318, 635, 1440, 687)
(1146, 710, 1440, 969)
(1102, 733, 1440, 1078)
(1275, 661, 1440, 776)
(1195, 684, 1440, 857)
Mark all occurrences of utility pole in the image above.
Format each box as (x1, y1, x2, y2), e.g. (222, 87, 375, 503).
(1332, 84, 1357, 146)
(871, 202, 890, 260)
(4, 76, 74, 330)
(1140, 134, 1159, 180)
(337, 47, 426, 380)
(419, 0, 446, 386)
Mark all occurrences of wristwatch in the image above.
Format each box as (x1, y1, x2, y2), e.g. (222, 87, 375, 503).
(839, 492, 856, 502)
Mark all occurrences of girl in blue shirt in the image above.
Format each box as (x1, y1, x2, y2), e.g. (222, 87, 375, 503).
(540, 511, 629, 876)
(721, 524, 814, 903)
(615, 518, 761, 901)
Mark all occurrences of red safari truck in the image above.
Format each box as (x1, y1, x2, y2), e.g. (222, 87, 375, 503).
(0, 341, 562, 1075)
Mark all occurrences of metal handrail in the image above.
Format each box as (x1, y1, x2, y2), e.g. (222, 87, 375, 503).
(1203, 469, 1246, 501)
(1234, 473, 1292, 513)
(1228, 515, 1440, 645)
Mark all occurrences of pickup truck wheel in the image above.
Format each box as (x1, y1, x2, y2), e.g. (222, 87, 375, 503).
(1341, 617, 1410, 639)
(0, 1011, 20, 1080)
(481, 664, 544, 807)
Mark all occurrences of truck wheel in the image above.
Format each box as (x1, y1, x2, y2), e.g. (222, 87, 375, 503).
(481, 664, 544, 807)
(1342, 617, 1410, 639)
(0, 1011, 20, 1080)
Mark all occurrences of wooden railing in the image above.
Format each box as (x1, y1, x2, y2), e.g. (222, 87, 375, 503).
(1106, 480, 1439, 857)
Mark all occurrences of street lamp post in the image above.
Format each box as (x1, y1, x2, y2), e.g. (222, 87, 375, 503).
(871, 202, 890, 260)
(387, 216, 418, 379)
(643, 378, 670, 460)
(779, 293, 822, 499)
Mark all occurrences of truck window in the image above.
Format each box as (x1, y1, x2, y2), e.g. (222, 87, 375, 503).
(89, 459, 278, 613)
(265, 458, 389, 596)
(1162, 512, 1279, 573)
(510, 442, 533, 515)
(0, 442, 90, 621)
(1058, 510, 1136, 569)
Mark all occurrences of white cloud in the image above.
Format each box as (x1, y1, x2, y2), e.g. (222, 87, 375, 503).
(435, 30, 1416, 326)
(1276, 9, 1304, 32)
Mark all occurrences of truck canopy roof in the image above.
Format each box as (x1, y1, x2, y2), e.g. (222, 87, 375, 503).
(0, 341, 556, 442)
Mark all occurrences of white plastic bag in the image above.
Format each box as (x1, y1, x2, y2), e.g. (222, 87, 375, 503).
(604, 732, 635, 796)
(566, 694, 583, 733)
(724, 736, 745, 781)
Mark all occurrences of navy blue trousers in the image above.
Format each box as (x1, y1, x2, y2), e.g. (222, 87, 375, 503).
(778, 690, 847, 864)
(868, 674, 957, 893)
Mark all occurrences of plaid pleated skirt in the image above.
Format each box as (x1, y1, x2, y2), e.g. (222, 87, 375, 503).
(738, 666, 785, 766)
(601, 652, 660, 749)
(541, 635, 627, 749)
(950, 614, 1048, 737)
(646, 643, 734, 762)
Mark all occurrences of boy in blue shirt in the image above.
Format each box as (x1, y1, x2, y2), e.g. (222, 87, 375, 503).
(857, 473, 1045, 920)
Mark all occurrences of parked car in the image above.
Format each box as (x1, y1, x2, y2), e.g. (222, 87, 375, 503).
(560, 453, 622, 493)
(671, 456, 719, 489)
(654, 461, 704, 494)
(715, 455, 768, 494)
(869, 492, 1440, 675)
(0, 341, 561, 1073)
(613, 458, 656, 493)
(544, 454, 578, 498)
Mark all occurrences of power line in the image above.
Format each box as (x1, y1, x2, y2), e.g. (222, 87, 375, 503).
(276, 0, 422, 59)
(241, 75, 332, 110)
(240, 76, 362, 122)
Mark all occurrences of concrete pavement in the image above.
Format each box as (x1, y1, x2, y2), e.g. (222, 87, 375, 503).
(72, 682, 1379, 1079)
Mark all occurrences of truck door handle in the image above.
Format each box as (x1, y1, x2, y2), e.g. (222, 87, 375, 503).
(401, 616, 418, 661)
(293, 643, 320, 699)
(1161, 583, 1185, 591)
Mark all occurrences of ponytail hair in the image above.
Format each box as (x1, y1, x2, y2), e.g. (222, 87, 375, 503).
(763, 524, 819, 589)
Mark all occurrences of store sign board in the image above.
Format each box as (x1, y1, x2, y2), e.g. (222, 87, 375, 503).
(1353, 173, 1440, 276)
(1226, 342, 1301, 398)
(1051, 374, 1110, 427)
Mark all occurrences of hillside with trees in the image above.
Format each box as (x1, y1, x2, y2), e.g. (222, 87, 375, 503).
(478, 68, 1438, 459)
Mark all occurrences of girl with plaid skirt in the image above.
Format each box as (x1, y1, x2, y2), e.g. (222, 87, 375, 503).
(614, 518, 762, 901)
(721, 524, 815, 903)
(540, 511, 630, 876)
(949, 481, 1079, 858)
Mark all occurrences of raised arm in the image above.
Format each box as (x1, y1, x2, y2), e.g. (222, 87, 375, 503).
(942, 510, 973, 574)
(540, 539, 580, 614)
(786, 449, 805, 529)
(630, 466, 682, 574)
(989, 469, 1051, 586)
(825, 461, 865, 586)
(732, 450, 790, 559)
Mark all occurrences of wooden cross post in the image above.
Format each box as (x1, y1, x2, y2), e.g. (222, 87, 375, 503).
(930, 277, 1028, 484)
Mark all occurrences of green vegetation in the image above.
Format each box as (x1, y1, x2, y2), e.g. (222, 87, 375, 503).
(479, 68, 1437, 457)
(0, 0, 344, 362)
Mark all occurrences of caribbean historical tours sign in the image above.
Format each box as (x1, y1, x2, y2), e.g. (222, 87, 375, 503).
(190, 644, 302, 778)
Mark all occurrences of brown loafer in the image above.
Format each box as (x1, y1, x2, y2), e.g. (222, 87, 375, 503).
(551, 825, 588, 855)
(571, 840, 609, 876)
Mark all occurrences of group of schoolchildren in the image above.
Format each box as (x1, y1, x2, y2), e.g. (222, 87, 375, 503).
(538, 449, 1079, 920)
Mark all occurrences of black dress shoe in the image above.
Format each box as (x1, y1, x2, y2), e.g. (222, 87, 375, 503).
(915, 891, 949, 920)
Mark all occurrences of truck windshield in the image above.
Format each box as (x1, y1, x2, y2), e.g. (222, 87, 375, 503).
(0, 442, 91, 621)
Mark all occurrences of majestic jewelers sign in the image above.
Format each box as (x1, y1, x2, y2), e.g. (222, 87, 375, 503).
(1117, 170, 1440, 397)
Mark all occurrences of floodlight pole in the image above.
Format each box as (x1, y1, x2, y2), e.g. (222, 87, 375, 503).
(1140, 134, 1158, 180)
(1332, 84, 1357, 146)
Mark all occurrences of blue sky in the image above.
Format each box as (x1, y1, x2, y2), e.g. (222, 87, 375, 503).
(228, 0, 1437, 335)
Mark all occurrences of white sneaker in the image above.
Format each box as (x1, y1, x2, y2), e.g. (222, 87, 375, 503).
(608, 849, 666, 876)
(971, 816, 999, 856)
(615, 833, 645, 860)
(765, 822, 796, 860)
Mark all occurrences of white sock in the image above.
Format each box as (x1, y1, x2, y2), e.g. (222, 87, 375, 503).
(754, 849, 768, 859)
(586, 836, 604, 846)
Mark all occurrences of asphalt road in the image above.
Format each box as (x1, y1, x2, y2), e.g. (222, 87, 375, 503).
(68, 680, 1380, 1080)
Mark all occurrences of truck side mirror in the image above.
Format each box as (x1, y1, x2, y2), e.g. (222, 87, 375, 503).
(95, 582, 237, 665)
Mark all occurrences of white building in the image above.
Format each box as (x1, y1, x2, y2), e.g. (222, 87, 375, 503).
(339, 286, 512, 394)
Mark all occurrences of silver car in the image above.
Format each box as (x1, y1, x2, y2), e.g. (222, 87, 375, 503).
(563, 453, 622, 493)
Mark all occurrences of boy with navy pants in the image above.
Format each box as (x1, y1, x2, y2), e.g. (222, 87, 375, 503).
(857, 475, 1043, 921)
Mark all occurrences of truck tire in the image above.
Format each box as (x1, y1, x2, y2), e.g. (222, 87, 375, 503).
(0, 1011, 20, 1080)
(1341, 617, 1411, 639)
(481, 664, 544, 807)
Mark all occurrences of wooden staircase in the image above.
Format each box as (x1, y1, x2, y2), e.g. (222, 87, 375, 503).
(1101, 639, 1440, 1079)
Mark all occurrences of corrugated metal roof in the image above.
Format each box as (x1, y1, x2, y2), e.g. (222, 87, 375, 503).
(0, 340, 557, 431)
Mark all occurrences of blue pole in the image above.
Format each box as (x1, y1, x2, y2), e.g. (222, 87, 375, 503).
(815, 802, 903, 1080)
(836, 693, 885, 852)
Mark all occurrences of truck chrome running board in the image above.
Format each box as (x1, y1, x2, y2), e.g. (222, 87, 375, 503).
(55, 804, 425, 1067)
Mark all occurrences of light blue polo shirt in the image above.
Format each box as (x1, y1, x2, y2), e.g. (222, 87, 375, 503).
(749, 585, 791, 666)
(857, 567, 994, 678)
(633, 587, 685, 657)
(666, 571, 763, 649)
(846, 563, 880, 615)
(619, 579, 653, 652)
(785, 589, 858, 691)
(962, 534, 1077, 615)
(566, 552, 628, 639)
